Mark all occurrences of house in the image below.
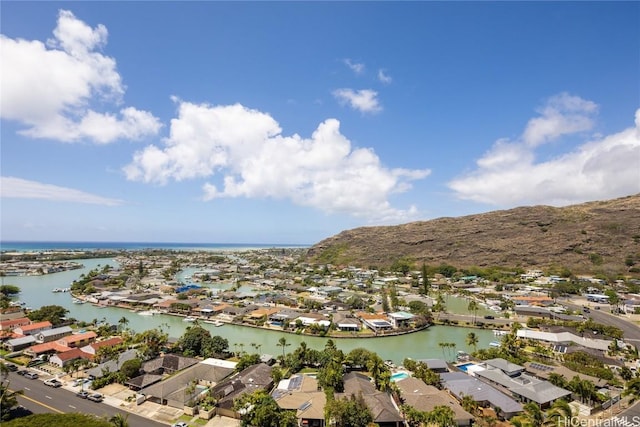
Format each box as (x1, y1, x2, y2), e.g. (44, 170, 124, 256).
(142, 354, 200, 375)
(440, 372, 523, 419)
(337, 372, 404, 427)
(80, 337, 124, 359)
(387, 311, 415, 328)
(416, 359, 450, 374)
(210, 363, 274, 418)
(140, 358, 236, 407)
(86, 349, 140, 378)
(14, 321, 52, 336)
(4, 335, 36, 351)
(34, 326, 73, 343)
(396, 377, 473, 426)
(273, 374, 326, 427)
(474, 358, 571, 409)
(356, 312, 393, 332)
(0, 317, 31, 331)
(49, 348, 90, 368)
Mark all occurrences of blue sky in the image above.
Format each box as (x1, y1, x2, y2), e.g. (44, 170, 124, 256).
(1, 2, 639, 245)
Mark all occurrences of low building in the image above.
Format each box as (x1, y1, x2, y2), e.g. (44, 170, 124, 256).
(210, 363, 274, 418)
(338, 372, 404, 427)
(440, 372, 523, 419)
(273, 374, 326, 427)
(34, 326, 73, 343)
(396, 377, 473, 426)
(14, 321, 52, 336)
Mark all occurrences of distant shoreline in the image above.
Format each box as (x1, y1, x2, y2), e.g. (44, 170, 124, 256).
(0, 241, 311, 253)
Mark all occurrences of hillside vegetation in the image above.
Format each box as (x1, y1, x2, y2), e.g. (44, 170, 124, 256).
(306, 194, 640, 276)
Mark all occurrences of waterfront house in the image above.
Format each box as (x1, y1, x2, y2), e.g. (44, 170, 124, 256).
(474, 358, 571, 409)
(356, 312, 393, 332)
(416, 359, 449, 374)
(440, 371, 523, 419)
(14, 321, 52, 336)
(0, 317, 31, 331)
(387, 311, 415, 328)
(396, 377, 473, 426)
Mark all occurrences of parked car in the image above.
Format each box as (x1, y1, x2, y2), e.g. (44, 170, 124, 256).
(16, 369, 28, 376)
(76, 390, 89, 399)
(484, 315, 495, 320)
(72, 378, 91, 387)
(172, 423, 188, 427)
(87, 393, 104, 402)
(44, 378, 62, 388)
(5, 363, 18, 372)
(24, 372, 39, 380)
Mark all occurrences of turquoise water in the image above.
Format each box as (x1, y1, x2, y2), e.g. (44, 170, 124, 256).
(390, 372, 409, 381)
(457, 362, 475, 372)
(4, 258, 497, 365)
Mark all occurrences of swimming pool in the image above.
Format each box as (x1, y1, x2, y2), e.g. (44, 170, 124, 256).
(390, 371, 409, 381)
(457, 363, 475, 372)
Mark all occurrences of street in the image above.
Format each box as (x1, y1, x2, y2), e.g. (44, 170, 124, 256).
(6, 371, 167, 427)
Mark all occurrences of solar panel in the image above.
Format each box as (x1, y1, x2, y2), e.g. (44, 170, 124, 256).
(299, 401, 312, 411)
(289, 376, 302, 390)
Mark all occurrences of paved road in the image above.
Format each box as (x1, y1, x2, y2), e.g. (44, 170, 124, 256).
(563, 300, 640, 344)
(6, 371, 167, 427)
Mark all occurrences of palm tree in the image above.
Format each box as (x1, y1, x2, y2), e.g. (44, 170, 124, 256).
(466, 332, 479, 353)
(109, 413, 130, 427)
(118, 316, 129, 332)
(467, 300, 479, 326)
(522, 402, 544, 427)
(623, 377, 640, 403)
(277, 336, 290, 362)
(545, 399, 573, 426)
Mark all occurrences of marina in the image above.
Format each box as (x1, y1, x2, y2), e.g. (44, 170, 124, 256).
(2, 257, 497, 364)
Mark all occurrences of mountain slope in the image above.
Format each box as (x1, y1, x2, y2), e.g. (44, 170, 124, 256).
(306, 194, 640, 275)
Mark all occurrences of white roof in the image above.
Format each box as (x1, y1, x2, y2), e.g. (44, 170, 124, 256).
(517, 329, 611, 351)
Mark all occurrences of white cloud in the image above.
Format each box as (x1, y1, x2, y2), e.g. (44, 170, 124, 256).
(522, 92, 598, 147)
(448, 95, 640, 207)
(124, 100, 430, 221)
(378, 69, 392, 84)
(0, 176, 124, 206)
(0, 10, 161, 143)
(332, 88, 382, 114)
(343, 58, 365, 74)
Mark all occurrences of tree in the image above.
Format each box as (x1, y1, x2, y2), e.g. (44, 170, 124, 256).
(546, 399, 573, 426)
(277, 337, 290, 363)
(178, 326, 212, 357)
(424, 405, 456, 427)
(467, 300, 479, 325)
(421, 263, 430, 295)
(0, 364, 23, 422)
(325, 393, 373, 427)
(26, 305, 69, 325)
(466, 332, 479, 353)
(108, 413, 130, 427)
(117, 316, 129, 333)
(623, 377, 640, 403)
(233, 389, 297, 427)
(460, 394, 479, 415)
(521, 402, 544, 427)
(119, 358, 141, 380)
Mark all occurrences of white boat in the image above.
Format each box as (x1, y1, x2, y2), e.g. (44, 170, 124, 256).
(203, 320, 224, 327)
(183, 317, 197, 322)
(138, 309, 161, 316)
(72, 298, 85, 304)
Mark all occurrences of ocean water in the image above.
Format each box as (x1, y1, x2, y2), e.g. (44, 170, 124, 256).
(0, 241, 309, 252)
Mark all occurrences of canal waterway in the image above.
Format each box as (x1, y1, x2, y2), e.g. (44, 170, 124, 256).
(4, 258, 499, 364)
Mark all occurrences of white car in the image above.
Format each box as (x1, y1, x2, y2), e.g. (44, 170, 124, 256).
(172, 422, 188, 427)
